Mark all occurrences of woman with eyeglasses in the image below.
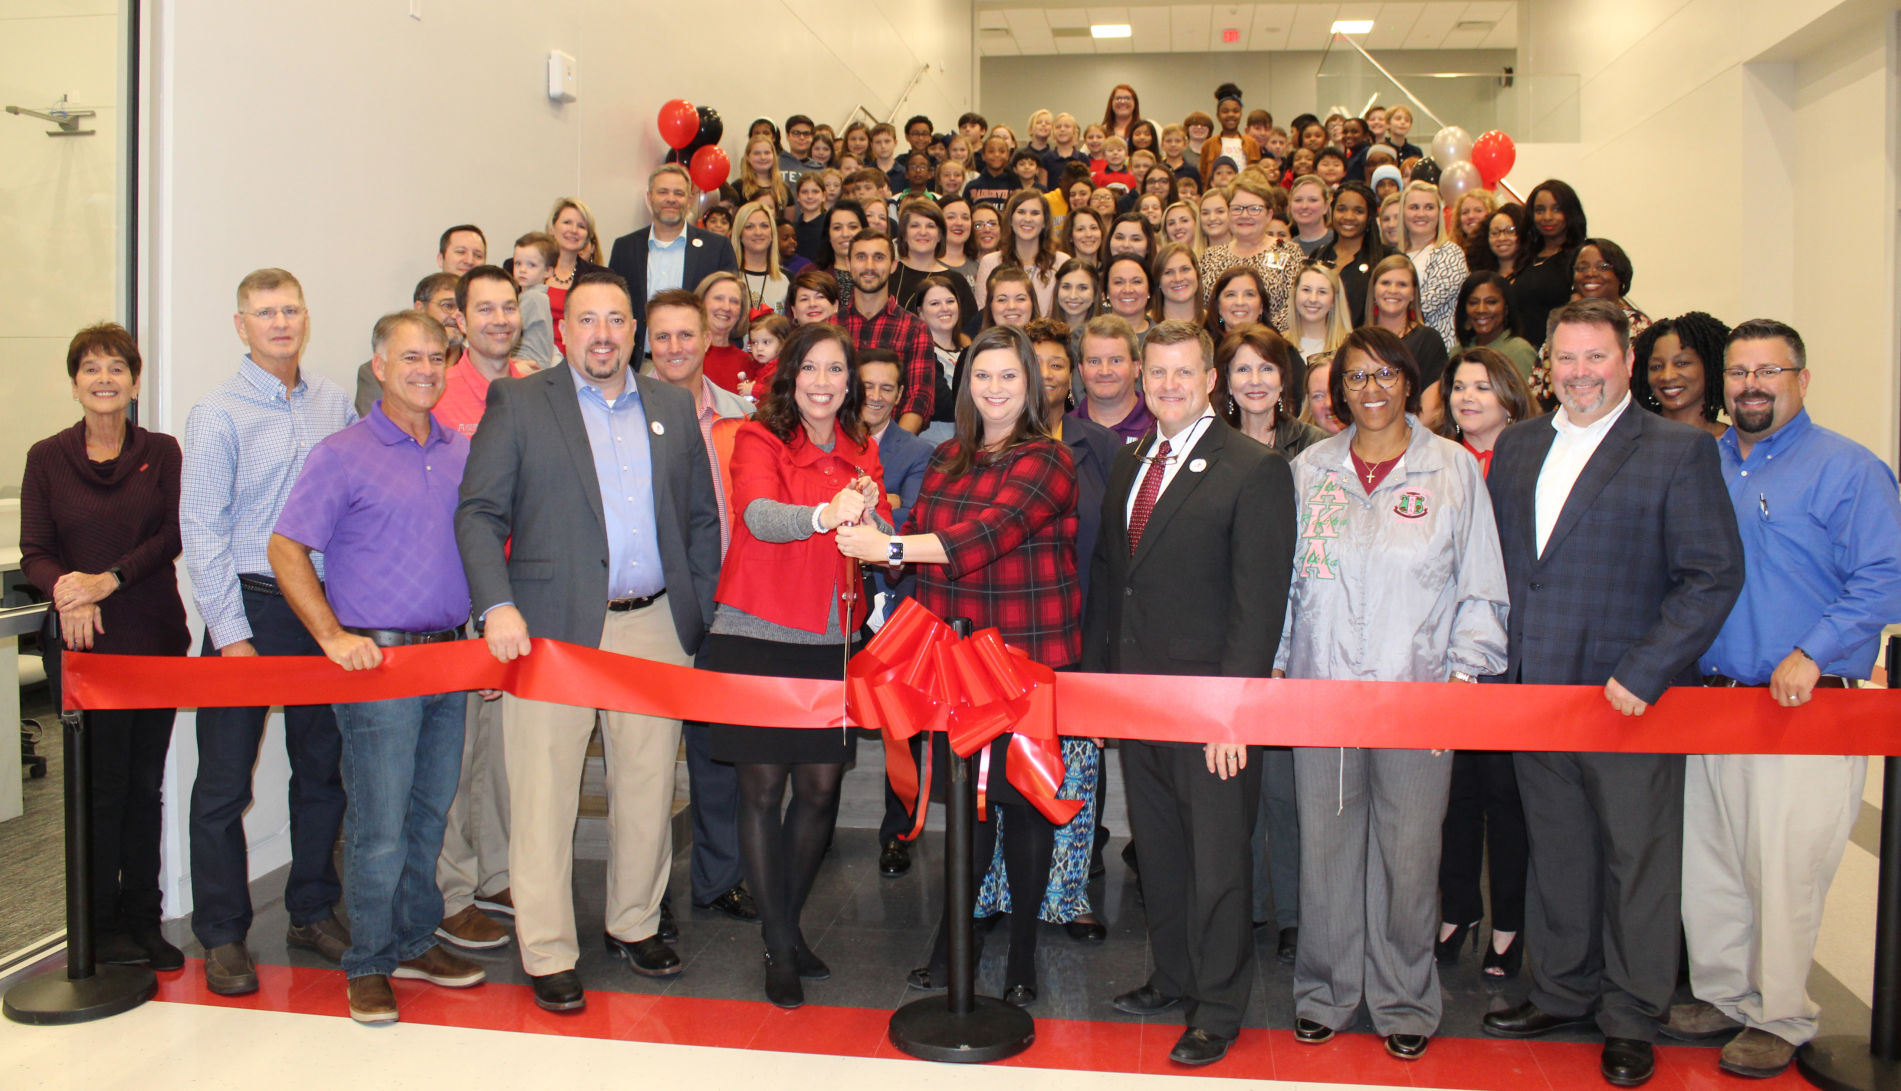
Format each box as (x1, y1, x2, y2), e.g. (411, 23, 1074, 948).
(1199, 177, 1303, 332)
(1278, 325, 1509, 1064)
(1464, 203, 1526, 280)
(1315, 182, 1386, 325)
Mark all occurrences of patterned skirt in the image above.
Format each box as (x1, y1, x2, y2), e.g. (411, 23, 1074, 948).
(972, 738, 1099, 923)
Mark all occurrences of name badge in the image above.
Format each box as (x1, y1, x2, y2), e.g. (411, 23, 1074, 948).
(651, 420, 665, 436)
(1189, 458, 1207, 473)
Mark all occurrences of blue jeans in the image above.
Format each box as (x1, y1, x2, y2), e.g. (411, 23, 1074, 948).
(335, 691, 466, 979)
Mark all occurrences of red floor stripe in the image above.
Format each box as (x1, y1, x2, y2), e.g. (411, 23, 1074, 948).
(150, 960, 1817, 1088)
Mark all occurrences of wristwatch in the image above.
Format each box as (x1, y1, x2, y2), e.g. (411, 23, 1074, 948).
(107, 565, 125, 587)
(887, 537, 905, 565)
(1450, 670, 1477, 684)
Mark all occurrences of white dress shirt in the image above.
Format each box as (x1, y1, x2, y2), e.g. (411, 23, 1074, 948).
(1125, 409, 1216, 526)
(1534, 391, 1632, 556)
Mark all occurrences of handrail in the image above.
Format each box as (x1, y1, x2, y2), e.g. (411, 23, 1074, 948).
(0, 602, 48, 639)
(838, 63, 931, 133)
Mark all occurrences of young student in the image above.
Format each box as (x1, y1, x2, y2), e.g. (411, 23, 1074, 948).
(1082, 123, 1108, 169)
(510, 232, 557, 369)
(870, 122, 903, 191)
(740, 312, 792, 401)
(1010, 149, 1042, 193)
(962, 135, 1018, 208)
(1092, 136, 1138, 195)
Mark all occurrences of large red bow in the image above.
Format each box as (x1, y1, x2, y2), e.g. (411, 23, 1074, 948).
(846, 600, 1081, 839)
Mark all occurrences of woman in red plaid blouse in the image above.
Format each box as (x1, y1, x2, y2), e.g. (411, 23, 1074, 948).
(838, 323, 1080, 1008)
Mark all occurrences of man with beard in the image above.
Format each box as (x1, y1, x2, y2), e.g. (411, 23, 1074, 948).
(606, 164, 739, 325)
(1480, 298, 1743, 1088)
(456, 269, 720, 1012)
(1663, 319, 1901, 1079)
(839, 231, 934, 433)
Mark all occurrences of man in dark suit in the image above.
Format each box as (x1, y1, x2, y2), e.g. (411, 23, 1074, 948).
(605, 164, 739, 330)
(1083, 320, 1297, 1067)
(1478, 298, 1743, 1088)
(456, 269, 721, 1013)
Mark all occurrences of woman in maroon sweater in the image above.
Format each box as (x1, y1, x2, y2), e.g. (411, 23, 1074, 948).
(21, 323, 189, 971)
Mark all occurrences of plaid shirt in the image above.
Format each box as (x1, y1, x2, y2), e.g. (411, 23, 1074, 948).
(903, 438, 1080, 668)
(843, 294, 936, 422)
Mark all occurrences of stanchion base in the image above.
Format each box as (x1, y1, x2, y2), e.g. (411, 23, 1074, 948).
(3, 965, 157, 1025)
(888, 994, 1034, 1063)
(1796, 1036, 1901, 1091)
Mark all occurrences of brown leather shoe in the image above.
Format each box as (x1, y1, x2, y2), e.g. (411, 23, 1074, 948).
(436, 905, 510, 949)
(474, 888, 514, 916)
(1660, 999, 1744, 1042)
(347, 974, 398, 1024)
(392, 944, 486, 988)
(286, 912, 351, 962)
(203, 941, 258, 996)
(1719, 1028, 1796, 1078)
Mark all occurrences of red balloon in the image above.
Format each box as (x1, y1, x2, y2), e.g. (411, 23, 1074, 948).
(1470, 130, 1516, 188)
(689, 144, 731, 192)
(657, 98, 698, 150)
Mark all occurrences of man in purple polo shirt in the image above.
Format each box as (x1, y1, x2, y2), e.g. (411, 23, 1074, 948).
(269, 311, 487, 1025)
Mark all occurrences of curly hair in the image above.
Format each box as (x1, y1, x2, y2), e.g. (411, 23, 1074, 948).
(1630, 311, 1730, 422)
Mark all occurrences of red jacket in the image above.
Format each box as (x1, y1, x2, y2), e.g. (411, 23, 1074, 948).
(714, 420, 892, 634)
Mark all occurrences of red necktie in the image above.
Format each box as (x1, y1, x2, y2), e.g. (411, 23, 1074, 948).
(1128, 438, 1170, 555)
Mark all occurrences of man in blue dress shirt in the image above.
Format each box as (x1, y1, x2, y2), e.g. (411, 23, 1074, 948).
(1664, 319, 1901, 1079)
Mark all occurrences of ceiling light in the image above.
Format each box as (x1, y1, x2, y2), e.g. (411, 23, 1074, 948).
(1091, 24, 1132, 38)
(1331, 19, 1374, 34)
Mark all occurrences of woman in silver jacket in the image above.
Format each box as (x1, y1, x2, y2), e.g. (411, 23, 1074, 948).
(1274, 325, 1509, 1063)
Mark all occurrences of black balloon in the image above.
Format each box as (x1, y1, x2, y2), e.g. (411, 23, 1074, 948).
(1410, 156, 1441, 184)
(694, 106, 723, 149)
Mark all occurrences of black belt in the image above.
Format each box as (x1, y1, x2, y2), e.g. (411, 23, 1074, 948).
(1705, 673, 1850, 689)
(238, 574, 283, 597)
(607, 590, 666, 612)
(343, 625, 464, 647)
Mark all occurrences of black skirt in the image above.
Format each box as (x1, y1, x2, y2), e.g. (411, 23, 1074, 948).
(701, 631, 858, 765)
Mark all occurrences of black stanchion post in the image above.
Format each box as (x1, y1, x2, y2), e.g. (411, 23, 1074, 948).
(888, 617, 1034, 1063)
(4, 710, 156, 1025)
(1796, 634, 1901, 1091)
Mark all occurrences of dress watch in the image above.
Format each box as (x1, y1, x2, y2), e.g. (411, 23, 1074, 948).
(1450, 670, 1477, 684)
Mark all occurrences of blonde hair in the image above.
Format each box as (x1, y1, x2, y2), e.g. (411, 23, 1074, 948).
(1400, 179, 1447, 251)
(1450, 188, 1498, 248)
(695, 270, 753, 343)
(1161, 200, 1204, 255)
(1026, 108, 1053, 135)
(1288, 264, 1353, 352)
(1101, 135, 1128, 154)
(729, 201, 782, 280)
(547, 197, 601, 262)
(740, 136, 790, 208)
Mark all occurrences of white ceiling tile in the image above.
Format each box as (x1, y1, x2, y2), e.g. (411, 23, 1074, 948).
(1362, 3, 1421, 49)
(1127, 6, 1171, 49)
(1459, 0, 1512, 21)
(1439, 26, 1491, 48)
(1044, 8, 1090, 27)
(979, 34, 1020, 56)
(1003, 8, 1049, 32)
(1088, 6, 1133, 25)
(1014, 29, 1058, 51)
(977, 9, 1010, 30)
(1054, 34, 1098, 53)
(1480, 4, 1516, 47)
(1288, 3, 1340, 49)
(1403, 2, 1459, 48)
(1251, 4, 1293, 50)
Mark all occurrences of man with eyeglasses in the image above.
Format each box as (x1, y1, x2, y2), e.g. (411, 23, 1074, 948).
(1662, 319, 1901, 1079)
(1480, 298, 1743, 1088)
(181, 267, 358, 997)
(779, 114, 821, 188)
(355, 272, 463, 417)
(1085, 320, 1296, 1067)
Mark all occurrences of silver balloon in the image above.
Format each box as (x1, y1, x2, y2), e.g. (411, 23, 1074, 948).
(1437, 160, 1484, 204)
(1430, 125, 1474, 165)
(692, 189, 720, 221)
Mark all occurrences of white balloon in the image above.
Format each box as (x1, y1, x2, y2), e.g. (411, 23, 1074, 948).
(1430, 126, 1474, 165)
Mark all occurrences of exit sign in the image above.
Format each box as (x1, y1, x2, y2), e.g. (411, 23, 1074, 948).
(1222, 27, 1240, 43)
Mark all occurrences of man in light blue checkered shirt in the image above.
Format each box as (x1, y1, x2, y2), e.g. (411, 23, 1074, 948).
(179, 267, 357, 997)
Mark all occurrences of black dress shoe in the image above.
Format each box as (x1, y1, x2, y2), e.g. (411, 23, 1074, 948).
(657, 901, 679, 944)
(877, 839, 912, 876)
(1112, 984, 1182, 1015)
(1003, 983, 1037, 1008)
(763, 950, 803, 1009)
(1120, 841, 1140, 877)
(1601, 1038, 1654, 1087)
(1168, 1027, 1232, 1066)
(1277, 926, 1298, 965)
(906, 966, 947, 990)
(130, 925, 186, 972)
(605, 932, 682, 977)
(95, 931, 151, 966)
(529, 969, 586, 1012)
(696, 885, 758, 922)
(1294, 1018, 1334, 1044)
(1064, 917, 1107, 943)
(793, 944, 830, 980)
(1385, 1033, 1429, 1060)
(1482, 999, 1595, 1039)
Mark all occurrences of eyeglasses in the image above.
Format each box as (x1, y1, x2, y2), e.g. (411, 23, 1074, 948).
(1488, 226, 1517, 237)
(245, 306, 305, 321)
(1229, 203, 1267, 216)
(1343, 366, 1404, 390)
(1720, 365, 1804, 381)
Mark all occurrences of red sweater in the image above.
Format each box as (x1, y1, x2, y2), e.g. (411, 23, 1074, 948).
(20, 420, 190, 656)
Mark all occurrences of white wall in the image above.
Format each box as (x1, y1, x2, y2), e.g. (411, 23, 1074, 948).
(981, 49, 1515, 143)
(145, 0, 975, 916)
(1508, 0, 1900, 468)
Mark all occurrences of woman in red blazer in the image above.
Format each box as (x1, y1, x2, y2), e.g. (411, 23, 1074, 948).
(701, 322, 892, 1009)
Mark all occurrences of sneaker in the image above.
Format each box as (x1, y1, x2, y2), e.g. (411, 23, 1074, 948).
(203, 941, 258, 996)
(392, 945, 486, 988)
(1719, 1027, 1796, 1078)
(473, 888, 514, 917)
(286, 913, 351, 962)
(347, 974, 398, 1024)
(436, 905, 510, 949)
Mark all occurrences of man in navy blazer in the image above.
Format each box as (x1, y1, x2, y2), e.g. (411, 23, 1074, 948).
(1478, 299, 1743, 1089)
(606, 164, 739, 326)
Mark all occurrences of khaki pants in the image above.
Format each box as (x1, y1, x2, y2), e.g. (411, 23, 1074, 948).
(504, 604, 688, 976)
(436, 692, 511, 913)
(1682, 753, 1867, 1046)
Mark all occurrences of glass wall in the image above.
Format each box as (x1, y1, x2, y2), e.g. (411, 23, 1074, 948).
(1317, 36, 1579, 145)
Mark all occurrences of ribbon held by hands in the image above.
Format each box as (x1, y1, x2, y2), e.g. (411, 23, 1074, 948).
(846, 600, 1082, 839)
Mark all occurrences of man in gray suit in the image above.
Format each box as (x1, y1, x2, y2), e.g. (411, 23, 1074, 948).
(456, 269, 721, 1013)
(1479, 298, 1743, 1088)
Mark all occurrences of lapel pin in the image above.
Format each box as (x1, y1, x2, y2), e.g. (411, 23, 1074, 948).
(691, 238, 703, 247)
(1189, 458, 1207, 473)
(651, 420, 665, 436)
